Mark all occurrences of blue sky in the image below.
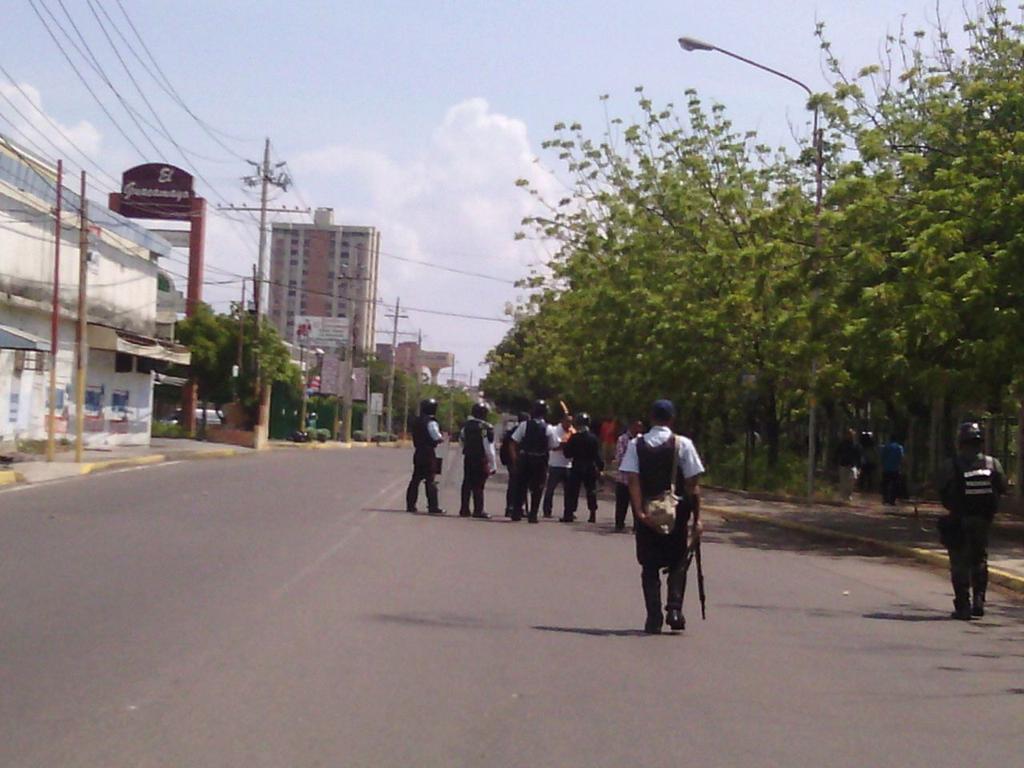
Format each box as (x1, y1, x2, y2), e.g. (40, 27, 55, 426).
(1, 0, 966, 384)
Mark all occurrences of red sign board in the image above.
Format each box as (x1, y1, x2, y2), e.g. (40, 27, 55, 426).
(116, 163, 195, 220)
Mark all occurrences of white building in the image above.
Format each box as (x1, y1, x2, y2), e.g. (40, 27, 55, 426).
(0, 136, 189, 449)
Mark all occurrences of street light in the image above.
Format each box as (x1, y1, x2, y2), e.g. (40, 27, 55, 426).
(679, 35, 825, 501)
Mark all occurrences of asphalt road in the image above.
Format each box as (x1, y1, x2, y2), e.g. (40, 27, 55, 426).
(1, 448, 1022, 767)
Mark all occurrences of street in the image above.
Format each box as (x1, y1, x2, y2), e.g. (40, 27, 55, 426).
(2, 448, 1022, 768)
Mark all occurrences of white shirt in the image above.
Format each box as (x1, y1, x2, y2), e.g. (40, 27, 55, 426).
(547, 424, 573, 469)
(426, 419, 442, 443)
(618, 426, 705, 479)
(511, 419, 559, 454)
(459, 417, 497, 471)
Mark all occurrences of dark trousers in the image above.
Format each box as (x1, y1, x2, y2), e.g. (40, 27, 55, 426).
(881, 470, 900, 505)
(565, 467, 599, 519)
(948, 516, 991, 607)
(406, 454, 440, 512)
(615, 482, 631, 529)
(543, 465, 570, 517)
(514, 455, 548, 520)
(641, 561, 687, 627)
(460, 458, 487, 515)
(504, 466, 518, 515)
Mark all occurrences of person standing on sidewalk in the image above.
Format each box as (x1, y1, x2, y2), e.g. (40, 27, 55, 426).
(937, 422, 1007, 620)
(614, 419, 645, 531)
(459, 402, 497, 518)
(406, 398, 445, 515)
(563, 413, 604, 523)
(835, 429, 862, 501)
(542, 412, 575, 518)
(620, 400, 705, 634)
(879, 436, 905, 505)
(509, 400, 557, 523)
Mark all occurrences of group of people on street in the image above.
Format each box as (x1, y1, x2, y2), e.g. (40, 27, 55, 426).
(405, 395, 1005, 629)
(405, 396, 707, 633)
(835, 428, 906, 505)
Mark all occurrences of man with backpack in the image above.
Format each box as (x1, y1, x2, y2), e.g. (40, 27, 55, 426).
(459, 402, 497, 519)
(508, 400, 557, 523)
(936, 422, 1007, 620)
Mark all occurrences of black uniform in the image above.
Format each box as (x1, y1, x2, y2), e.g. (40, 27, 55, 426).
(459, 418, 494, 517)
(564, 428, 604, 522)
(513, 418, 550, 522)
(938, 450, 1006, 617)
(406, 414, 444, 513)
(636, 438, 691, 632)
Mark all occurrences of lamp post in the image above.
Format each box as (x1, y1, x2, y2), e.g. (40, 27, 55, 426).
(679, 36, 824, 501)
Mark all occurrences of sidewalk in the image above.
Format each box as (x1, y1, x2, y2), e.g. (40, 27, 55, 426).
(703, 488, 1024, 594)
(2, 438, 253, 485)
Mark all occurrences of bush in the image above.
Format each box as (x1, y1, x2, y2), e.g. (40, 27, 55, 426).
(152, 422, 189, 439)
(315, 428, 330, 442)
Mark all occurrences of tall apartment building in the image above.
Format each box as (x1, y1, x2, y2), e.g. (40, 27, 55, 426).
(269, 208, 380, 357)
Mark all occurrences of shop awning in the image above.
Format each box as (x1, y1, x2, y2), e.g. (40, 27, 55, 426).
(0, 323, 50, 351)
(88, 324, 191, 365)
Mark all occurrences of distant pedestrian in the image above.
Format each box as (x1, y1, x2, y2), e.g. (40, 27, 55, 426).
(406, 398, 445, 514)
(459, 402, 497, 519)
(879, 437, 905, 505)
(614, 419, 645, 531)
(563, 412, 605, 523)
(936, 422, 1006, 620)
(858, 431, 877, 492)
(620, 400, 705, 634)
(509, 400, 557, 523)
(542, 412, 575, 518)
(835, 429, 862, 501)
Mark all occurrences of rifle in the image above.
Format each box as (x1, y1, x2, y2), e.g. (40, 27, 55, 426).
(684, 537, 707, 620)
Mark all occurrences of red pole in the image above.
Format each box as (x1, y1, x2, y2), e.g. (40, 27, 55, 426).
(46, 160, 63, 462)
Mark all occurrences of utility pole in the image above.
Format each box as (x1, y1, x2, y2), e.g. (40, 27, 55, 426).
(341, 290, 355, 443)
(448, 355, 457, 437)
(219, 139, 304, 445)
(46, 160, 62, 462)
(384, 297, 408, 437)
(234, 277, 246, 403)
(74, 172, 88, 463)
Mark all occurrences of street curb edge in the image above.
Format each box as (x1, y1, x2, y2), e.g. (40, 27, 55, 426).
(707, 505, 1024, 595)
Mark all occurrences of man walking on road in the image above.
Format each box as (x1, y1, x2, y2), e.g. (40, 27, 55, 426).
(836, 429, 862, 501)
(542, 412, 575, 518)
(937, 422, 1007, 620)
(880, 436, 905, 505)
(406, 398, 446, 515)
(509, 400, 557, 523)
(563, 412, 604, 523)
(459, 402, 497, 518)
(620, 400, 705, 634)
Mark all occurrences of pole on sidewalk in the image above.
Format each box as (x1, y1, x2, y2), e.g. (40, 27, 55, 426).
(46, 160, 63, 462)
(74, 171, 88, 463)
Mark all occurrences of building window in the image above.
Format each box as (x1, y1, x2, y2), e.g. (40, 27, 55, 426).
(115, 353, 134, 373)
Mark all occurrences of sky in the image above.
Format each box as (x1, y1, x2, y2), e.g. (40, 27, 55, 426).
(0, 0, 973, 385)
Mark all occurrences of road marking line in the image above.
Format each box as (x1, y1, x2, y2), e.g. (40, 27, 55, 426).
(270, 475, 407, 600)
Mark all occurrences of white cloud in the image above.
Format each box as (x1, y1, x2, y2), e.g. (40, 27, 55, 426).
(0, 81, 102, 161)
(274, 98, 558, 378)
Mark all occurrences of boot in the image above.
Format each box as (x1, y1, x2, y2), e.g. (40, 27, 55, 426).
(642, 568, 663, 634)
(952, 592, 972, 621)
(971, 590, 985, 618)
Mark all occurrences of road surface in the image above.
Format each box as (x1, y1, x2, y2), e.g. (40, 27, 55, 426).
(1, 448, 1021, 767)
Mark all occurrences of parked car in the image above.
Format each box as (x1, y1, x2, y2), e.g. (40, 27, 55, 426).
(160, 408, 223, 426)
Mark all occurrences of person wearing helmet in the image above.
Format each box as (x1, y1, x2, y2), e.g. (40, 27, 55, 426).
(937, 421, 1007, 619)
(541, 411, 576, 519)
(563, 412, 605, 523)
(406, 398, 445, 514)
(508, 399, 558, 523)
(500, 412, 529, 517)
(459, 402, 497, 518)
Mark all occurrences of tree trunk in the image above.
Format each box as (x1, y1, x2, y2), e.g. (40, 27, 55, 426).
(928, 391, 945, 482)
(1017, 398, 1024, 500)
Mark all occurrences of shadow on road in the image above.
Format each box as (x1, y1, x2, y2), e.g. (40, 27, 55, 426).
(863, 611, 949, 622)
(372, 612, 508, 630)
(532, 625, 652, 638)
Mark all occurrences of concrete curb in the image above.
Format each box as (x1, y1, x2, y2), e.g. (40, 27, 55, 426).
(0, 469, 20, 486)
(79, 454, 167, 475)
(708, 504, 1024, 595)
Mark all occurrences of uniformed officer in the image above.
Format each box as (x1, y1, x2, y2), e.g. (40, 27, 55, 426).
(406, 398, 445, 515)
(459, 402, 497, 518)
(563, 412, 605, 523)
(937, 422, 1007, 620)
(620, 400, 705, 634)
(509, 400, 557, 523)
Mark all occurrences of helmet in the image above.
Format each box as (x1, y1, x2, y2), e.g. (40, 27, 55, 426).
(530, 399, 547, 419)
(575, 412, 591, 428)
(957, 421, 983, 445)
(471, 402, 489, 420)
(517, 411, 529, 424)
(420, 398, 438, 416)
